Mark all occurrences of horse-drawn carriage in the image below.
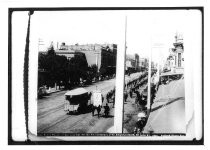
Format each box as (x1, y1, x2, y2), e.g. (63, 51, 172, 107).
(64, 88, 103, 114)
(64, 88, 91, 114)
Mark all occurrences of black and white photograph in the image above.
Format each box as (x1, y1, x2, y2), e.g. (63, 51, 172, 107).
(36, 11, 119, 135)
(123, 12, 186, 135)
(8, 7, 204, 144)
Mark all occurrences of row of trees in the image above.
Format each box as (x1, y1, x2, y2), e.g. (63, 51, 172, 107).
(38, 47, 99, 89)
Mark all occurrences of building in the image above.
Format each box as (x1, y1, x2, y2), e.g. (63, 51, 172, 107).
(40, 43, 117, 76)
(135, 54, 140, 70)
(165, 33, 184, 73)
(125, 53, 140, 72)
(139, 57, 149, 71)
(59, 43, 117, 72)
(60, 43, 116, 52)
(39, 43, 76, 60)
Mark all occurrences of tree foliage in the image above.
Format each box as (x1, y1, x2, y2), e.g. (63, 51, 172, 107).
(38, 48, 89, 89)
(38, 46, 116, 89)
(68, 52, 88, 85)
(38, 47, 69, 88)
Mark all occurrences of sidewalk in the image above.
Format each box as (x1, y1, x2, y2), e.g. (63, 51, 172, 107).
(143, 78, 186, 134)
(46, 87, 62, 94)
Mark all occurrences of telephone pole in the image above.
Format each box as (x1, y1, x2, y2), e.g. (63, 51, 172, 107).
(114, 16, 127, 133)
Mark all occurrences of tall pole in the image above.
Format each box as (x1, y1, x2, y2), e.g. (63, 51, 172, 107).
(122, 16, 127, 133)
(23, 10, 33, 141)
(114, 16, 127, 133)
(147, 38, 152, 115)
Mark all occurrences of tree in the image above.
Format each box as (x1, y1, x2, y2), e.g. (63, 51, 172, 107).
(68, 52, 88, 85)
(38, 47, 89, 89)
(86, 64, 98, 84)
(99, 66, 107, 77)
(38, 46, 69, 89)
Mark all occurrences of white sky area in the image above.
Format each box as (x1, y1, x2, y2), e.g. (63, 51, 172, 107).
(14, 10, 194, 66)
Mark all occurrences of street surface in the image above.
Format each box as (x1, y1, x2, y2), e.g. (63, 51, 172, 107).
(123, 72, 186, 134)
(38, 78, 115, 133)
(123, 83, 147, 133)
(143, 78, 185, 134)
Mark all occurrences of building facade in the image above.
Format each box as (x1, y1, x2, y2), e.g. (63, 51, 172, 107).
(165, 33, 184, 73)
(59, 43, 117, 70)
(125, 53, 140, 72)
(139, 58, 149, 71)
(40, 43, 117, 76)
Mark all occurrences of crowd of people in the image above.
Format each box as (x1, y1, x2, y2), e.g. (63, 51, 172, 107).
(90, 71, 158, 133)
(124, 72, 157, 134)
(91, 87, 116, 118)
(124, 73, 149, 107)
(91, 103, 111, 118)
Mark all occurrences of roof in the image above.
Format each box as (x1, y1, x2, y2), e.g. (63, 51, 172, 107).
(65, 88, 88, 96)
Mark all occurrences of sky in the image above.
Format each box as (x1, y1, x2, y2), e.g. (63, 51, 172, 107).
(14, 10, 197, 66)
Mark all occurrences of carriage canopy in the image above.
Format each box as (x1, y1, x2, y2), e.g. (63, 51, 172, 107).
(65, 88, 89, 105)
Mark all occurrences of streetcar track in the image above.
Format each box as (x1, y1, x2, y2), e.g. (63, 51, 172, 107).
(38, 79, 116, 133)
(39, 112, 91, 133)
(38, 86, 114, 133)
(38, 104, 64, 120)
(65, 113, 91, 132)
(38, 114, 70, 133)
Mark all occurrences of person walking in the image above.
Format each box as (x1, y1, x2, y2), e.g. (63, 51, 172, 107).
(129, 90, 133, 98)
(106, 93, 109, 103)
(91, 105, 95, 116)
(112, 94, 115, 108)
(104, 103, 110, 118)
(124, 92, 128, 102)
(96, 105, 101, 118)
(102, 95, 104, 104)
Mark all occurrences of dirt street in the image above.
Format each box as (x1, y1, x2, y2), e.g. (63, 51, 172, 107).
(38, 78, 115, 134)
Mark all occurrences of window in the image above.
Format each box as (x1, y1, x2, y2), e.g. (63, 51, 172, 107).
(178, 53, 181, 67)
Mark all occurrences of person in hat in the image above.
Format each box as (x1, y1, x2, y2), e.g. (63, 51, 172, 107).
(104, 103, 110, 118)
(96, 105, 101, 118)
(134, 112, 147, 134)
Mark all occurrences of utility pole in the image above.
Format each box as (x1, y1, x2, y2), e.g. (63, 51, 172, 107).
(147, 38, 152, 116)
(114, 16, 127, 133)
(147, 36, 165, 115)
